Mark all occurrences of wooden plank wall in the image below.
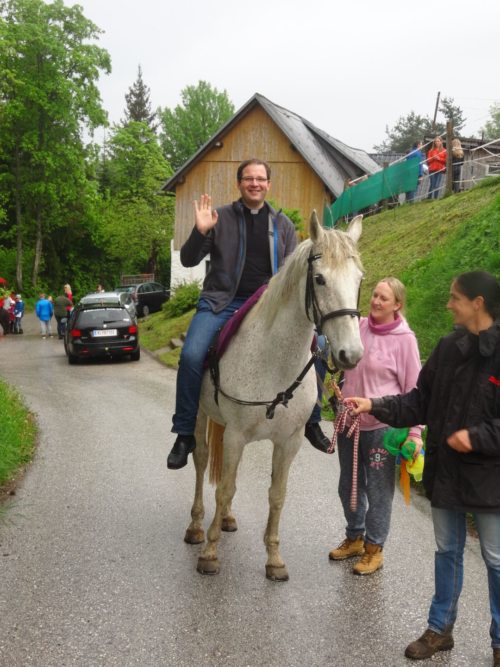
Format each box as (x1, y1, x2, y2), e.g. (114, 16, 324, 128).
(173, 106, 328, 250)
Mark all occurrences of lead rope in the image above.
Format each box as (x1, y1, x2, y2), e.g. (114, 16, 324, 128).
(327, 380, 361, 512)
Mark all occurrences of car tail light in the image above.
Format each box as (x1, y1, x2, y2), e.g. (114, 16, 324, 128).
(128, 325, 138, 334)
(70, 329, 81, 337)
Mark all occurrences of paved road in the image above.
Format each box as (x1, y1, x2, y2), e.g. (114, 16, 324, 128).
(0, 314, 494, 666)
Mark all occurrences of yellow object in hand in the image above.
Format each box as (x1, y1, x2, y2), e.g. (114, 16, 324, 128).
(406, 454, 424, 482)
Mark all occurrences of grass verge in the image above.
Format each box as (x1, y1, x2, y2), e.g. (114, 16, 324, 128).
(0, 379, 37, 508)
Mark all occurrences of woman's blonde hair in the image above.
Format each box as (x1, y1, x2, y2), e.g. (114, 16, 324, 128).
(64, 283, 72, 292)
(452, 137, 464, 159)
(376, 276, 406, 314)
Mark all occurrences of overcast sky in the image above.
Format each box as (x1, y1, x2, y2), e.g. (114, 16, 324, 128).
(67, 0, 499, 152)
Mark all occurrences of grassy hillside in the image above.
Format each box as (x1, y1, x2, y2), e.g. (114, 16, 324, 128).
(352, 178, 500, 359)
(140, 178, 500, 366)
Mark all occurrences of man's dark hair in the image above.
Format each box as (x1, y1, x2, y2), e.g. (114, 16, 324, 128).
(455, 271, 500, 318)
(237, 159, 271, 182)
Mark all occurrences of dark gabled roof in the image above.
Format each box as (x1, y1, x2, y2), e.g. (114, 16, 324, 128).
(160, 93, 380, 198)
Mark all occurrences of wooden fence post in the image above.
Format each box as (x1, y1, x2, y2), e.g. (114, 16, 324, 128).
(445, 121, 453, 195)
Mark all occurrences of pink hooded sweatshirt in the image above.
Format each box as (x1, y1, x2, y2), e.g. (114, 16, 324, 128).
(342, 314, 423, 437)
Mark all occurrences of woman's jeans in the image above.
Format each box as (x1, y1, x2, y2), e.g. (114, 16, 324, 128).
(171, 297, 247, 435)
(337, 427, 394, 546)
(428, 171, 444, 199)
(428, 508, 500, 647)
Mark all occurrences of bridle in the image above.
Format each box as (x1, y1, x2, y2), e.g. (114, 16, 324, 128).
(305, 251, 361, 335)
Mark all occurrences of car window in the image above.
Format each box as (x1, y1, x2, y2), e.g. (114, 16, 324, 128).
(75, 308, 132, 328)
(138, 284, 151, 293)
(151, 283, 164, 291)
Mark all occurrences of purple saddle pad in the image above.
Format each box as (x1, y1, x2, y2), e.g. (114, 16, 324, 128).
(216, 285, 268, 359)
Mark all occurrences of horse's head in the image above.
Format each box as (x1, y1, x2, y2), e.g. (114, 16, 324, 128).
(307, 211, 364, 370)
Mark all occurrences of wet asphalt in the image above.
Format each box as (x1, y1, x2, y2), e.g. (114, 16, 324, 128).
(0, 314, 494, 666)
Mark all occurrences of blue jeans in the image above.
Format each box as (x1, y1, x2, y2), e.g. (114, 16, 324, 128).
(337, 427, 394, 546)
(428, 171, 444, 199)
(428, 507, 500, 648)
(172, 297, 247, 435)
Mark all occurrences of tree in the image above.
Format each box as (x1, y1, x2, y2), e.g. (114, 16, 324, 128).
(100, 121, 174, 281)
(439, 96, 466, 134)
(373, 112, 434, 153)
(159, 80, 235, 170)
(0, 0, 110, 290)
(374, 98, 467, 153)
(122, 65, 157, 131)
(480, 103, 500, 141)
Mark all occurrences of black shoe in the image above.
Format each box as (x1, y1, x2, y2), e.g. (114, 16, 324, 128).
(167, 435, 196, 470)
(304, 422, 330, 453)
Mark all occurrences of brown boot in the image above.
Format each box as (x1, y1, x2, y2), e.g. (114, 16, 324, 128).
(352, 542, 383, 575)
(329, 536, 365, 561)
(494, 647, 500, 667)
(404, 628, 454, 660)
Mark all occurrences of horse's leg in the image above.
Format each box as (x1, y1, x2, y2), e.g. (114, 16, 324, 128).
(264, 431, 303, 581)
(197, 433, 244, 575)
(221, 502, 238, 533)
(184, 413, 208, 544)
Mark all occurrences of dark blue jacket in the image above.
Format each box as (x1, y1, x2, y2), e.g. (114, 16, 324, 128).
(180, 200, 297, 313)
(370, 322, 500, 513)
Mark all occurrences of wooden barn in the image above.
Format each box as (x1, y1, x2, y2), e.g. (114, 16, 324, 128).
(160, 92, 380, 289)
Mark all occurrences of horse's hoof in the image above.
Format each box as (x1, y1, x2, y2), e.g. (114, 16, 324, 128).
(197, 557, 220, 575)
(265, 565, 289, 582)
(221, 516, 238, 532)
(184, 528, 205, 544)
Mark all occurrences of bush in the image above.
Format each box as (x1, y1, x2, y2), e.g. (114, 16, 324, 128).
(162, 281, 201, 318)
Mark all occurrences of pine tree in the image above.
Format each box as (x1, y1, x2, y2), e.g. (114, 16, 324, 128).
(123, 65, 157, 131)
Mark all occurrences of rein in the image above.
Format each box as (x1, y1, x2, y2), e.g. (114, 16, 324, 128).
(328, 379, 361, 512)
(209, 344, 320, 419)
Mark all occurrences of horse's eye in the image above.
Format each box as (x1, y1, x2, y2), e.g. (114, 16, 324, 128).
(315, 275, 326, 286)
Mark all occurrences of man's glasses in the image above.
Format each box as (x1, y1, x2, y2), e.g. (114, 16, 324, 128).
(240, 177, 269, 183)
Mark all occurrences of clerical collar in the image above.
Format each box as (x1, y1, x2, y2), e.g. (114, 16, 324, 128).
(242, 201, 267, 215)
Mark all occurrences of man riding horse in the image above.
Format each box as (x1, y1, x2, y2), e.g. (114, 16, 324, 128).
(167, 158, 330, 470)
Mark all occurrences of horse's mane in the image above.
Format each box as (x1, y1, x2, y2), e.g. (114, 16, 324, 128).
(249, 228, 363, 327)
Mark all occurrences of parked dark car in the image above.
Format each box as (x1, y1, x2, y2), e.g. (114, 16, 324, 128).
(64, 297, 140, 364)
(114, 282, 169, 317)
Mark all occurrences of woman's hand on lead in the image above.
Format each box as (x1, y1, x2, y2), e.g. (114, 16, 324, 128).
(345, 397, 372, 415)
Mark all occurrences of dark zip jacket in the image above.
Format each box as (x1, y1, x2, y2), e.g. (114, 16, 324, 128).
(180, 200, 297, 313)
(369, 321, 500, 512)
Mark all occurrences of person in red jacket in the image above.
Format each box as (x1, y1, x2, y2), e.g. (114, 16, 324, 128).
(426, 136, 447, 200)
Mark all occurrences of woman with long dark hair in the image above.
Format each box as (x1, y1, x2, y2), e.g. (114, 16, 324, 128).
(348, 271, 500, 665)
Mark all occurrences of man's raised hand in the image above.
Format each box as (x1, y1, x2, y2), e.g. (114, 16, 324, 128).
(194, 194, 218, 235)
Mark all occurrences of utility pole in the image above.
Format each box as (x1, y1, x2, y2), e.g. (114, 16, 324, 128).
(445, 120, 453, 195)
(432, 91, 441, 132)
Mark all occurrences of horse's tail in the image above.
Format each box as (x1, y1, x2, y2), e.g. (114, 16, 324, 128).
(207, 418, 225, 486)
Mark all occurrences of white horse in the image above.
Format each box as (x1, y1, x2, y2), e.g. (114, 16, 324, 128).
(184, 211, 364, 580)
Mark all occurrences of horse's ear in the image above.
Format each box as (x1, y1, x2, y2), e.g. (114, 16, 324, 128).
(346, 214, 363, 244)
(308, 210, 323, 243)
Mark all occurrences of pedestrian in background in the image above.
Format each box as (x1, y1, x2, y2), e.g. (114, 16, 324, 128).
(427, 136, 447, 199)
(347, 271, 500, 665)
(451, 138, 465, 193)
(405, 141, 425, 203)
(54, 292, 72, 339)
(13, 294, 24, 334)
(35, 293, 54, 338)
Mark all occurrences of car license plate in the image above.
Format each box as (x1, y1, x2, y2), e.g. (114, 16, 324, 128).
(92, 329, 117, 337)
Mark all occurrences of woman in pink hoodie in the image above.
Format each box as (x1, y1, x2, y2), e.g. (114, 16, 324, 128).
(329, 277, 423, 575)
